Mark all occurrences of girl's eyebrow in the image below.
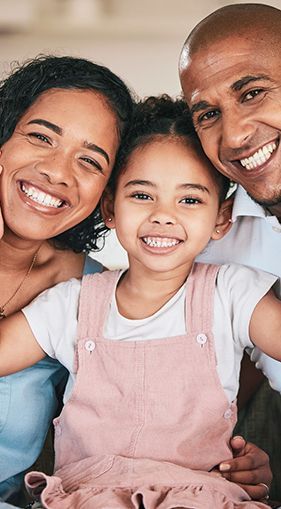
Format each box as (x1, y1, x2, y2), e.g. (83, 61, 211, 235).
(124, 179, 156, 188)
(179, 183, 210, 194)
(124, 180, 210, 193)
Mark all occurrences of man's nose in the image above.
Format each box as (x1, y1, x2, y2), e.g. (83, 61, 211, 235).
(221, 109, 255, 152)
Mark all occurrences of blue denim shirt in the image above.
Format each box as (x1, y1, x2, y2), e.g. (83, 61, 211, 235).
(0, 256, 103, 507)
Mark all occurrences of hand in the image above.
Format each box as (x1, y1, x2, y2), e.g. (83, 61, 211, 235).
(219, 436, 272, 501)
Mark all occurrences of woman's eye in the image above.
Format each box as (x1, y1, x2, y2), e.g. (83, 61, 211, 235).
(131, 192, 152, 200)
(80, 157, 103, 173)
(29, 132, 51, 144)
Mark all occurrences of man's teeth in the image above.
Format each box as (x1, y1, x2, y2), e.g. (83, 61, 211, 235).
(240, 142, 277, 170)
(143, 237, 180, 248)
(21, 184, 63, 208)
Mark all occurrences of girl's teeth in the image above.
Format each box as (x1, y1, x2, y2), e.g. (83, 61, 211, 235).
(21, 184, 63, 208)
(143, 237, 179, 248)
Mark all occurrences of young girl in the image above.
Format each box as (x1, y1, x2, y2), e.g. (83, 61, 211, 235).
(0, 96, 279, 508)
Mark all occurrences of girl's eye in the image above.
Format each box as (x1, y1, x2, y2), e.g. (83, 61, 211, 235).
(180, 197, 201, 205)
(80, 157, 103, 173)
(131, 192, 152, 200)
(29, 132, 51, 144)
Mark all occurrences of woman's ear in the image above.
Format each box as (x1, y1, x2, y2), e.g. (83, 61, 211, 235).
(211, 195, 234, 240)
(100, 187, 116, 229)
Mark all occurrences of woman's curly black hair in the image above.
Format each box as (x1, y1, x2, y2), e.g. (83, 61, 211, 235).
(0, 54, 134, 252)
(110, 94, 230, 204)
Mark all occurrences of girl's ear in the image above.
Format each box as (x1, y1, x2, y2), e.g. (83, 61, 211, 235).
(101, 187, 116, 229)
(211, 195, 234, 240)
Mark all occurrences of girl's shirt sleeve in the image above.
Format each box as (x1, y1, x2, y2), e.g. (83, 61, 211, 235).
(22, 278, 81, 374)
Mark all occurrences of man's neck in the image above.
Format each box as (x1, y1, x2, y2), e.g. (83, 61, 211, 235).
(267, 203, 281, 223)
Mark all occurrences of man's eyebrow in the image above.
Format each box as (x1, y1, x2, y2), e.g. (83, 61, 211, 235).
(84, 142, 110, 165)
(190, 101, 211, 117)
(231, 74, 272, 92)
(27, 119, 62, 135)
(124, 179, 156, 188)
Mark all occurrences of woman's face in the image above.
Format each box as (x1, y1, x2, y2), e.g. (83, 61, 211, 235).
(0, 88, 119, 241)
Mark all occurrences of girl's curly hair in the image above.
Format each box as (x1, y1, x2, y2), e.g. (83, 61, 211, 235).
(110, 94, 230, 204)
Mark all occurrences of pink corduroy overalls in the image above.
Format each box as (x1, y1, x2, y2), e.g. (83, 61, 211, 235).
(26, 263, 268, 508)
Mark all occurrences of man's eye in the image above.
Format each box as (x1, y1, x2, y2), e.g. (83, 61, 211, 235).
(243, 89, 263, 102)
(131, 192, 152, 200)
(198, 109, 220, 124)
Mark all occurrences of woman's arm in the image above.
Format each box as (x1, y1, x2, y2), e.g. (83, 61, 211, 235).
(0, 311, 45, 375)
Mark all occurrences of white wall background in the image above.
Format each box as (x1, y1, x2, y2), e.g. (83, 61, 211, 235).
(1, 0, 279, 267)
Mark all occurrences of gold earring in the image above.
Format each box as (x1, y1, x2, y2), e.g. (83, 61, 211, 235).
(215, 229, 220, 234)
(107, 217, 112, 222)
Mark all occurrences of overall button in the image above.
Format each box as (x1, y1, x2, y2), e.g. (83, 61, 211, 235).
(85, 340, 96, 352)
(196, 333, 207, 345)
(224, 409, 232, 419)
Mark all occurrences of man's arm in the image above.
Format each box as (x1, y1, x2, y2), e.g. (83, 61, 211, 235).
(219, 436, 272, 501)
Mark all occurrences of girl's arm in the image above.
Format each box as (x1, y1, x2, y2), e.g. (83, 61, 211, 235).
(0, 311, 46, 376)
(250, 288, 281, 360)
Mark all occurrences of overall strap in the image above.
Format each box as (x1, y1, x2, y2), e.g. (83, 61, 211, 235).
(77, 270, 121, 341)
(185, 262, 220, 334)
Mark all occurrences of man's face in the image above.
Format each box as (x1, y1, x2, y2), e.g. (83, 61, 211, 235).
(180, 35, 281, 207)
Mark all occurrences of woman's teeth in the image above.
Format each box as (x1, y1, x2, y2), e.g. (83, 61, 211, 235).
(21, 183, 63, 208)
(240, 142, 277, 170)
(143, 237, 180, 248)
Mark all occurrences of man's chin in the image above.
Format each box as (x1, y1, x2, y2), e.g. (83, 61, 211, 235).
(247, 190, 281, 217)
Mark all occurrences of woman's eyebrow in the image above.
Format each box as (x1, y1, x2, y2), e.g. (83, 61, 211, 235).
(27, 119, 110, 165)
(27, 118, 62, 135)
(84, 141, 110, 165)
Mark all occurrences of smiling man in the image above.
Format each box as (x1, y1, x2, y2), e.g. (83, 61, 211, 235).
(179, 3, 281, 501)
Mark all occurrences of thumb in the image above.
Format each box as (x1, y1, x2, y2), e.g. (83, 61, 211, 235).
(230, 435, 247, 457)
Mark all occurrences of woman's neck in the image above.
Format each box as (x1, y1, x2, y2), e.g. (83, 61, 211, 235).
(0, 230, 46, 272)
(116, 262, 193, 320)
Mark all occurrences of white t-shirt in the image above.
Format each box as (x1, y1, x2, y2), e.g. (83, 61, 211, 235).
(197, 185, 281, 391)
(22, 264, 276, 404)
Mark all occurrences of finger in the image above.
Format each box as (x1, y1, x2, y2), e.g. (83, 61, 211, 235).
(230, 435, 247, 456)
(221, 467, 271, 485)
(232, 482, 270, 502)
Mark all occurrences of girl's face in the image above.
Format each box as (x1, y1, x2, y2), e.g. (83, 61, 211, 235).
(106, 138, 228, 276)
(0, 88, 119, 241)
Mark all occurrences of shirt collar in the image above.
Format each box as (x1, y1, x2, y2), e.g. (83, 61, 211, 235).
(232, 185, 267, 222)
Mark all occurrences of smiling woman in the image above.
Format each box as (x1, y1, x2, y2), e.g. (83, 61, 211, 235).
(0, 54, 133, 507)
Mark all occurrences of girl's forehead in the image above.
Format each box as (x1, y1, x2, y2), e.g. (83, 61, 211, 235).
(121, 137, 220, 188)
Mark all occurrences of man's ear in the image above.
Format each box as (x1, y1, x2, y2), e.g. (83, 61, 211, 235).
(211, 195, 234, 240)
(100, 187, 116, 229)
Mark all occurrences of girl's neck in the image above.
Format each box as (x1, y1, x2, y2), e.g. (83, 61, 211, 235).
(116, 262, 193, 320)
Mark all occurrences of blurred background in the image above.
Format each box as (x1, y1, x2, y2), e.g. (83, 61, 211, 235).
(1, 0, 279, 267)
